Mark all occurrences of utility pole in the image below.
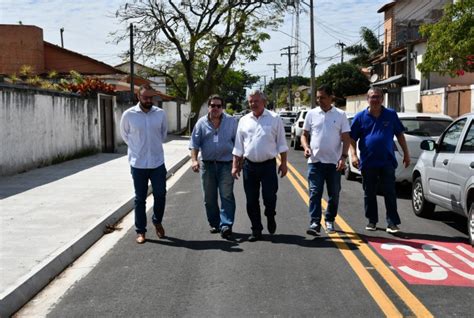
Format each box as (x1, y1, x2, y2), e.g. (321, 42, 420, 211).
(336, 41, 346, 63)
(267, 63, 281, 109)
(129, 23, 135, 102)
(309, 0, 316, 109)
(60, 28, 64, 48)
(281, 46, 297, 109)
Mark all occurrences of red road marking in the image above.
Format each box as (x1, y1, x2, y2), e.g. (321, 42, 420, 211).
(368, 237, 474, 287)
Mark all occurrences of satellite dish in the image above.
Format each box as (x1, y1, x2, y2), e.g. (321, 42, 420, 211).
(370, 74, 379, 83)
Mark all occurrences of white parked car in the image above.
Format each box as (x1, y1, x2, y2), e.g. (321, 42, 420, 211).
(290, 109, 308, 150)
(279, 111, 298, 134)
(411, 113, 474, 246)
(345, 112, 453, 184)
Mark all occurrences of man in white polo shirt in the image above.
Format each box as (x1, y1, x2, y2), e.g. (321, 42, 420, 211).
(232, 89, 288, 242)
(300, 85, 350, 236)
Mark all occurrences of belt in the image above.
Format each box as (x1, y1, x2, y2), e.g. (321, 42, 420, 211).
(202, 160, 232, 163)
(244, 158, 276, 164)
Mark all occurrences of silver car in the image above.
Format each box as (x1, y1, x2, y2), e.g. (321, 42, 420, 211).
(411, 113, 474, 246)
(345, 112, 453, 184)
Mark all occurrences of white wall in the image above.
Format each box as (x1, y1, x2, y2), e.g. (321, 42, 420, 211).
(0, 87, 101, 176)
(345, 94, 367, 114)
(402, 84, 421, 112)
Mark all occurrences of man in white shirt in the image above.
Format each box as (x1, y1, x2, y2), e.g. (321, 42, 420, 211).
(232, 90, 289, 242)
(300, 85, 350, 236)
(120, 84, 168, 244)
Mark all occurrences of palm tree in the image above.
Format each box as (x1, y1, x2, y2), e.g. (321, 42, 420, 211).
(345, 27, 382, 67)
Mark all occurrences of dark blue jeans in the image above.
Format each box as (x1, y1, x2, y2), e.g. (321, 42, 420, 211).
(307, 162, 341, 225)
(361, 166, 400, 226)
(200, 161, 236, 229)
(131, 164, 167, 234)
(243, 159, 278, 233)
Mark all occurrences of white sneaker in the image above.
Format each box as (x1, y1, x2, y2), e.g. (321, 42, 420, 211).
(325, 221, 335, 234)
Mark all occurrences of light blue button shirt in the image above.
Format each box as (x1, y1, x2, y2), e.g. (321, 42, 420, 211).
(189, 113, 237, 161)
(120, 104, 167, 169)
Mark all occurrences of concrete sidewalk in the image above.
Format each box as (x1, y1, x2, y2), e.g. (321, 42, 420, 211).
(0, 136, 190, 317)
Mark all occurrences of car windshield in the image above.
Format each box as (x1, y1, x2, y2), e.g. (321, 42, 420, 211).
(302, 111, 308, 119)
(280, 112, 297, 118)
(401, 119, 452, 137)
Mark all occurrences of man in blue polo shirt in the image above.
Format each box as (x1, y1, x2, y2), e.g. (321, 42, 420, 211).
(189, 94, 238, 239)
(349, 87, 410, 233)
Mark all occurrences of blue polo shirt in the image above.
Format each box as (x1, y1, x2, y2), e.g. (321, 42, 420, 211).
(189, 113, 238, 161)
(350, 107, 404, 170)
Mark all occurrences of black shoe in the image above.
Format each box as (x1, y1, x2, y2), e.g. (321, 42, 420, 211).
(209, 227, 220, 234)
(221, 226, 232, 239)
(267, 216, 277, 234)
(306, 222, 321, 236)
(365, 223, 377, 231)
(248, 232, 262, 242)
(386, 224, 400, 234)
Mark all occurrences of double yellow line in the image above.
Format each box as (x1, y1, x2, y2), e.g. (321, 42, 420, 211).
(284, 159, 433, 318)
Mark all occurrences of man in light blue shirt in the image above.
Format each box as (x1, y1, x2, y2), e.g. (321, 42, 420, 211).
(189, 94, 238, 239)
(120, 84, 168, 244)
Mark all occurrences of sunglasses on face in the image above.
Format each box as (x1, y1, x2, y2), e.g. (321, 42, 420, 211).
(209, 103, 222, 108)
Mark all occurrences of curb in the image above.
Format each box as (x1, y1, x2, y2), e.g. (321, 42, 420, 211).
(0, 155, 190, 318)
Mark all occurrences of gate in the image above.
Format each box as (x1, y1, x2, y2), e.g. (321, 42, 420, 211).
(386, 87, 402, 112)
(99, 95, 115, 153)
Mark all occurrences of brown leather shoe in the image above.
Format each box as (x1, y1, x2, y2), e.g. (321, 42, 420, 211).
(136, 233, 146, 244)
(154, 224, 165, 238)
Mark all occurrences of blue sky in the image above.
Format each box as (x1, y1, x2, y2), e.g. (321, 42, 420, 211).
(0, 0, 388, 86)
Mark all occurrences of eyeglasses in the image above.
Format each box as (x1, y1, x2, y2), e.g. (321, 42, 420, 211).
(369, 95, 382, 99)
(209, 103, 222, 108)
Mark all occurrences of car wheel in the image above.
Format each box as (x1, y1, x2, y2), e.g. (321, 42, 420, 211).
(411, 177, 435, 217)
(290, 136, 295, 147)
(344, 158, 356, 181)
(468, 204, 473, 247)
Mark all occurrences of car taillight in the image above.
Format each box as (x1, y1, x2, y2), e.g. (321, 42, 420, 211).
(299, 121, 304, 128)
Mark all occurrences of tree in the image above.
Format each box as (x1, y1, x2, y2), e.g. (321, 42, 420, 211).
(265, 76, 310, 108)
(418, 0, 474, 77)
(344, 27, 382, 67)
(114, 1, 285, 129)
(219, 69, 259, 112)
(316, 63, 370, 106)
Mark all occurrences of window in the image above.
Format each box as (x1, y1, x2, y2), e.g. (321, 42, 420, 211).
(460, 121, 474, 153)
(401, 119, 452, 137)
(439, 118, 467, 153)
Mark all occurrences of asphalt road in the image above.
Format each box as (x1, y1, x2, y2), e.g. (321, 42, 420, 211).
(42, 141, 473, 317)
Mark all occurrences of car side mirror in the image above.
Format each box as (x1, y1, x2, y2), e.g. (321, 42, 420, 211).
(420, 139, 435, 151)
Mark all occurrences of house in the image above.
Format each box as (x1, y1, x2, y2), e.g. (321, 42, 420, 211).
(366, 0, 473, 116)
(0, 24, 126, 77)
(115, 61, 167, 93)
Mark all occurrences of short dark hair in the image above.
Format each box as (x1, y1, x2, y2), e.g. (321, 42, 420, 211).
(317, 84, 333, 96)
(207, 94, 224, 107)
(138, 83, 155, 94)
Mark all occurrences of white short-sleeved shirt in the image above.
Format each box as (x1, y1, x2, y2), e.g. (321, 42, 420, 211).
(232, 109, 289, 162)
(303, 106, 350, 164)
(120, 104, 167, 169)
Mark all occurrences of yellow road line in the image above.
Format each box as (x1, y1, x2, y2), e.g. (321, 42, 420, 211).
(285, 169, 402, 317)
(285, 160, 433, 318)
